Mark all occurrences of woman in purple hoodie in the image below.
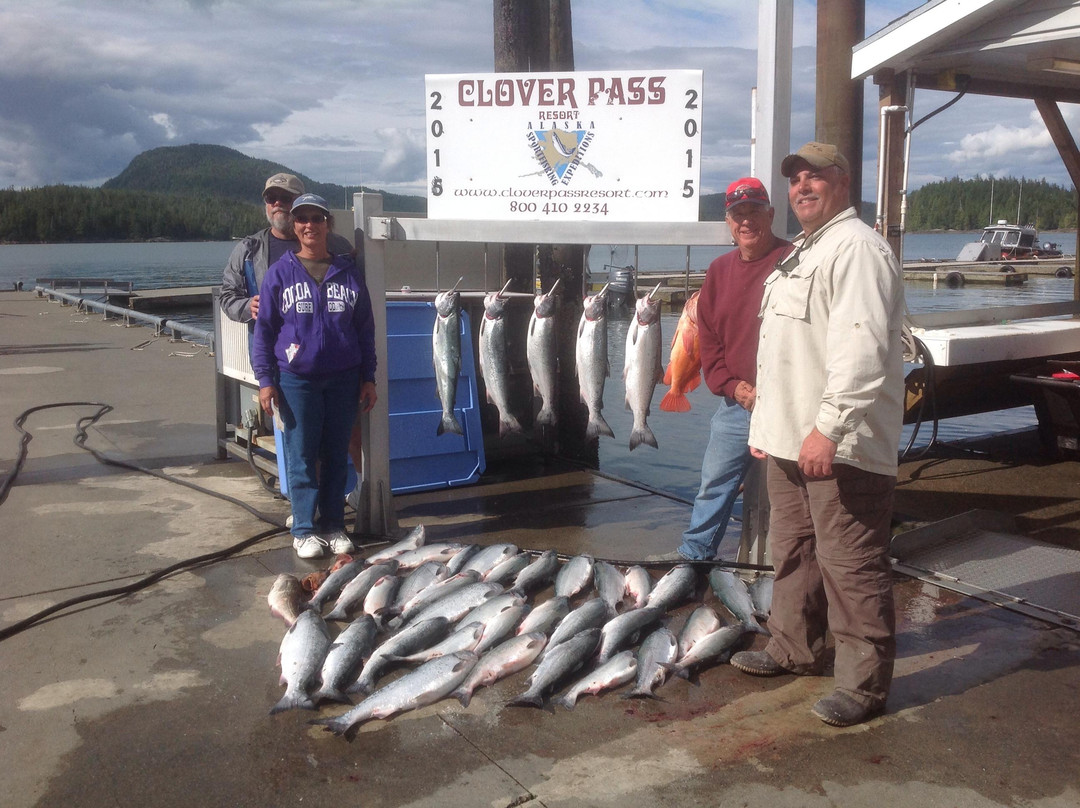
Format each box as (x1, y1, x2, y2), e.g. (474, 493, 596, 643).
(252, 194, 377, 559)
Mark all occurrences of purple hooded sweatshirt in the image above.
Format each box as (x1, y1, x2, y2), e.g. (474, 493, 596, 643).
(251, 251, 376, 387)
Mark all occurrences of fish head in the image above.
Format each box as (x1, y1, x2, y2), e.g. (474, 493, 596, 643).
(483, 291, 508, 319)
(435, 289, 460, 317)
(635, 292, 661, 326)
(533, 291, 557, 318)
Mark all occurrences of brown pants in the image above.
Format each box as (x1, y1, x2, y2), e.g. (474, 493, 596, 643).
(764, 457, 896, 708)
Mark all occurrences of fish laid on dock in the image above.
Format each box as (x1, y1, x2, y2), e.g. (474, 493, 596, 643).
(268, 524, 781, 736)
(660, 289, 702, 413)
(623, 286, 664, 450)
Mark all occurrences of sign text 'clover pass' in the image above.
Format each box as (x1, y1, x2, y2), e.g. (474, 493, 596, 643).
(425, 70, 703, 222)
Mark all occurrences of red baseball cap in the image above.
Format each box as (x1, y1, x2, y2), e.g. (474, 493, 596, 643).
(725, 177, 770, 213)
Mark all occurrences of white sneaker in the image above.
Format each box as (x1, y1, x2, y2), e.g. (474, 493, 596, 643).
(292, 535, 329, 559)
(322, 529, 356, 555)
(285, 515, 293, 529)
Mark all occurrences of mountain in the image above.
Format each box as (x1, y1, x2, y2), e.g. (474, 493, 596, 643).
(104, 144, 426, 213)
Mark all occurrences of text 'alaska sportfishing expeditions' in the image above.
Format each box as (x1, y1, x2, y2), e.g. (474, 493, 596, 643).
(426, 69, 703, 222)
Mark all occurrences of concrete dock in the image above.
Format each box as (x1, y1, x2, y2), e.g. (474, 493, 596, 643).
(2, 289, 1078, 808)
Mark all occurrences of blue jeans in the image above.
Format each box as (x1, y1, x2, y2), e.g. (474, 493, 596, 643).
(678, 396, 753, 560)
(277, 368, 360, 539)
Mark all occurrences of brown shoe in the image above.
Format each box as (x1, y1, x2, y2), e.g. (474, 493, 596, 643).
(811, 690, 882, 727)
(729, 650, 789, 677)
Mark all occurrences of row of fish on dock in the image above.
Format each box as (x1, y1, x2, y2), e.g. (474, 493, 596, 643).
(432, 279, 707, 451)
(267, 525, 773, 739)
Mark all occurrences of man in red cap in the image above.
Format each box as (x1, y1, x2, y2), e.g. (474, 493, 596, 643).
(734, 142, 906, 728)
(657, 177, 790, 562)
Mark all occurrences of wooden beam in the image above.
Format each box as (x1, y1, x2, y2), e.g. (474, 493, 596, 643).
(1033, 97, 1080, 304)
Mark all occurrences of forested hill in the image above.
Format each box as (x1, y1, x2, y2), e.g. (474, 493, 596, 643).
(103, 144, 426, 213)
(907, 176, 1078, 231)
(0, 144, 425, 244)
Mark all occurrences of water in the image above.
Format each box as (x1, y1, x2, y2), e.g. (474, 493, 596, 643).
(2, 236, 1073, 501)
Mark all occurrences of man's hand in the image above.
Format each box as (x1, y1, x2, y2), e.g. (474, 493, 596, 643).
(733, 381, 756, 411)
(359, 381, 378, 413)
(258, 385, 278, 417)
(249, 294, 260, 320)
(798, 427, 837, 478)
(750, 446, 768, 460)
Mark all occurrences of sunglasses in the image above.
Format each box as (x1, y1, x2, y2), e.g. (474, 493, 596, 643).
(293, 213, 327, 224)
(264, 193, 295, 206)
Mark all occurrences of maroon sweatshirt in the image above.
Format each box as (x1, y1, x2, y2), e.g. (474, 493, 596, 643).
(698, 239, 792, 398)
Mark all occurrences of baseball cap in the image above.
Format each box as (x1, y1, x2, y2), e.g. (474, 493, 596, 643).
(290, 193, 330, 214)
(263, 173, 305, 199)
(725, 177, 770, 213)
(780, 142, 850, 177)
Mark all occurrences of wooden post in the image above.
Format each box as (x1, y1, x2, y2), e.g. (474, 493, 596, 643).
(877, 69, 907, 257)
(493, 0, 590, 460)
(1033, 97, 1080, 303)
(816, 0, 864, 213)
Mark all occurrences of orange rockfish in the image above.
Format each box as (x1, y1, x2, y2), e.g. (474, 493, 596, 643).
(660, 290, 702, 412)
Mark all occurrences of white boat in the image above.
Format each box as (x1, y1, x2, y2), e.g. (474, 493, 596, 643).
(957, 221, 1064, 261)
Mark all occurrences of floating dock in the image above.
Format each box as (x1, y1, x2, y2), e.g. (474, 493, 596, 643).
(2, 288, 1079, 808)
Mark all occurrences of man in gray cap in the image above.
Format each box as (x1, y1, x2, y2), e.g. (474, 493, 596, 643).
(220, 173, 364, 505)
(219, 173, 354, 323)
(731, 142, 906, 728)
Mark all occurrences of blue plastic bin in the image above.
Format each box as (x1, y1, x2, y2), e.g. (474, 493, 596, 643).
(275, 300, 485, 498)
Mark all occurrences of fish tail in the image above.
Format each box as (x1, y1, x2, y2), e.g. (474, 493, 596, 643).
(658, 661, 690, 680)
(535, 404, 556, 427)
(746, 618, 771, 636)
(438, 412, 464, 436)
(507, 691, 545, 709)
(659, 390, 691, 413)
(499, 414, 523, 437)
(621, 688, 657, 701)
(586, 414, 614, 440)
(314, 687, 352, 706)
(323, 607, 346, 622)
(629, 425, 658, 451)
(308, 715, 352, 736)
(554, 694, 576, 711)
(452, 687, 473, 708)
(269, 690, 317, 715)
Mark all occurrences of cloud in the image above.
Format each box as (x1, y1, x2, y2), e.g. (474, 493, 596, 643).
(0, 0, 1072, 203)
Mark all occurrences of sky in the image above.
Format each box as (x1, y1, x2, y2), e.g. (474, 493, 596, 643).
(0, 0, 1076, 201)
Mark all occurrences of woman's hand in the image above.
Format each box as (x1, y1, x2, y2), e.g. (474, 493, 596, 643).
(359, 381, 378, 413)
(259, 385, 279, 417)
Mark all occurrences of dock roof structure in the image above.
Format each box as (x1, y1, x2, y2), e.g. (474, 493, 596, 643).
(852, 0, 1080, 104)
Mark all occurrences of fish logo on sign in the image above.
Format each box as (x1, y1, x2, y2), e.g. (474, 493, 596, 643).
(526, 129, 597, 186)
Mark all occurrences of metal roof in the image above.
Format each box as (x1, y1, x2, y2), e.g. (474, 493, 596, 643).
(852, 0, 1080, 103)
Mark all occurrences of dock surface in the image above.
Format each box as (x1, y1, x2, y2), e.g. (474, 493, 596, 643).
(1, 289, 1079, 808)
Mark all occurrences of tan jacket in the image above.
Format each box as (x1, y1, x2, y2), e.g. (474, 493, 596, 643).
(748, 207, 906, 476)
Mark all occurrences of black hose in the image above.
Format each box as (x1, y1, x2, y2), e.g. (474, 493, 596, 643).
(0, 402, 288, 643)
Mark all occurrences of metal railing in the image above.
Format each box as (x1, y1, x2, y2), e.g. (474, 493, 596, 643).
(34, 286, 214, 349)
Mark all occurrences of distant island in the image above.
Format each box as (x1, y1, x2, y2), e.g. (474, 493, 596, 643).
(0, 144, 1075, 243)
(0, 144, 427, 244)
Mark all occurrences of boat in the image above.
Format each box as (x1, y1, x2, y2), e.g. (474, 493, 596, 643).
(957, 221, 1064, 262)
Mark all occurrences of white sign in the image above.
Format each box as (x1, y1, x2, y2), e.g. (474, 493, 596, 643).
(425, 70, 703, 222)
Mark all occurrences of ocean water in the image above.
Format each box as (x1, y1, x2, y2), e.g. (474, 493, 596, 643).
(1, 235, 1074, 501)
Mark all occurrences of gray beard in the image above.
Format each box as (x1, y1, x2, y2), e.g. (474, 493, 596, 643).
(267, 210, 295, 238)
